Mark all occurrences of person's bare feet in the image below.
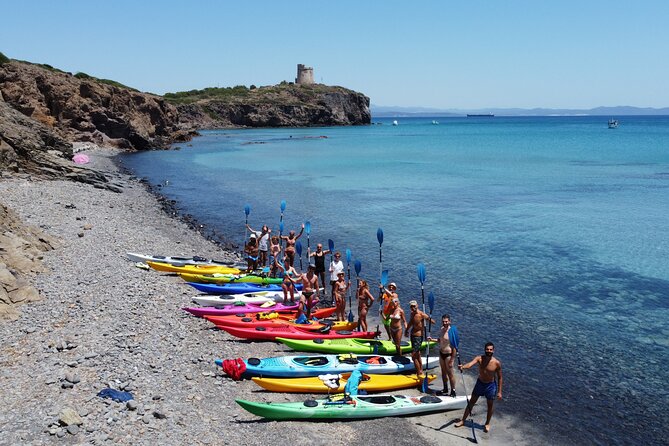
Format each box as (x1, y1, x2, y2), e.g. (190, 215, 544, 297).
(454, 419, 465, 428)
(484, 424, 490, 433)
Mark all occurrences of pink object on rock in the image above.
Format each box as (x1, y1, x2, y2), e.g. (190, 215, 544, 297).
(72, 154, 90, 164)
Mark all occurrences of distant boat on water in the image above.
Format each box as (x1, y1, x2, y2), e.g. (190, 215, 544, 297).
(467, 113, 494, 117)
(392, 120, 399, 126)
(432, 120, 439, 125)
(608, 119, 619, 129)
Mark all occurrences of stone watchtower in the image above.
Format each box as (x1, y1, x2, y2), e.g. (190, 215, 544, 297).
(295, 64, 314, 85)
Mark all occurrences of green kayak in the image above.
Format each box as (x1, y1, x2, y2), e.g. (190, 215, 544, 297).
(276, 337, 437, 355)
(236, 394, 468, 420)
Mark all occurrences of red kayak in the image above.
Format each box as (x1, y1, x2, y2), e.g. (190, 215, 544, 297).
(204, 314, 357, 332)
(183, 305, 335, 319)
(216, 324, 380, 341)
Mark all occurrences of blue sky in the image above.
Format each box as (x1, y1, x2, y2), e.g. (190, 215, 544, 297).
(2, 0, 668, 109)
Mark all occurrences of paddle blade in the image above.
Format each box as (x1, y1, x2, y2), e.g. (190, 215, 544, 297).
(348, 310, 354, 322)
(354, 260, 362, 276)
(345, 248, 352, 264)
(296, 241, 302, 257)
(381, 270, 389, 286)
(244, 204, 251, 216)
(420, 377, 429, 393)
(305, 220, 311, 235)
(280, 200, 286, 212)
(417, 263, 426, 284)
(376, 228, 384, 246)
(328, 239, 334, 252)
(428, 291, 435, 314)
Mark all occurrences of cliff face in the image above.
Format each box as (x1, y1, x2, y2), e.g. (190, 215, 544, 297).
(170, 83, 371, 128)
(0, 61, 194, 151)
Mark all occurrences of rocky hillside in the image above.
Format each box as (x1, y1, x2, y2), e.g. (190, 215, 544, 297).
(167, 83, 371, 128)
(0, 60, 194, 151)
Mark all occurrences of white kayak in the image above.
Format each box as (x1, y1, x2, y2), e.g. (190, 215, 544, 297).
(127, 252, 241, 268)
(191, 294, 281, 307)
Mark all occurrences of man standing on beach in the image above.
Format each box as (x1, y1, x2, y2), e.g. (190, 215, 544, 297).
(405, 300, 434, 378)
(455, 342, 503, 433)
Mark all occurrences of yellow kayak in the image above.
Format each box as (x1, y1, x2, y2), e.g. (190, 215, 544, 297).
(252, 372, 436, 393)
(146, 261, 241, 275)
(179, 272, 282, 285)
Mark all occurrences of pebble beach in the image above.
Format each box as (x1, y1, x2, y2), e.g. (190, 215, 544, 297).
(0, 148, 531, 445)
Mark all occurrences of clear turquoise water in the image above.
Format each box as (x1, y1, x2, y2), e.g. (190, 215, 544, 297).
(121, 116, 669, 445)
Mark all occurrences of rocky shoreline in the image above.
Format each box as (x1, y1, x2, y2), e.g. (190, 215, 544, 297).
(0, 148, 528, 445)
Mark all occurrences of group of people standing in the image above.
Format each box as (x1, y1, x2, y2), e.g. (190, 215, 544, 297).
(243, 222, 503, 433)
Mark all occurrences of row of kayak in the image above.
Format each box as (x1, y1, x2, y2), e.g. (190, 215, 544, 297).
(130, 251, 466, 420)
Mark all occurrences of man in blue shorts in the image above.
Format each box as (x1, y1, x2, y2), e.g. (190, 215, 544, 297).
(454, 342, 503, 433)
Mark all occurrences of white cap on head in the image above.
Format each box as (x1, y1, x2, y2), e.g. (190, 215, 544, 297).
(389, 282, 397, 289)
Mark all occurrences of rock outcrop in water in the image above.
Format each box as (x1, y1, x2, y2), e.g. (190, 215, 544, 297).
(171, 83, 371, 128)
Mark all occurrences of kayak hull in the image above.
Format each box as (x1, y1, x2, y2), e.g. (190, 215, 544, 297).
(215, 354, 438, 378)
(205, 315, 357, 332)
(187, 282, 302, 295)
(127, 252, 238, 267)
(183, 305, 335, 318)
(179, 272, 283, 285)
(276, 337, 437, 354)
(236, 394, 467, 420)
(147, 260, 241, 275)
(217, 324, 378, 341)
(191, 294, 275, 307)
(251, 373, 437, 393)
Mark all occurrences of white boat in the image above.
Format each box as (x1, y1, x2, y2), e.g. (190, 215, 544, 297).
(608, 119, 618, 129)
(432, 120, 439, 125)
(392, 120, 398, 126)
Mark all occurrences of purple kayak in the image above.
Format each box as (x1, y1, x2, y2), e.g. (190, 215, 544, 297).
(183, 302, 300, 317)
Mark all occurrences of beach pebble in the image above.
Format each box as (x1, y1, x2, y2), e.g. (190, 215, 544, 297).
(66, 424, 79, 435)
(152, 409, 167, 419)
(58, 408, 83, 426)
(126, 400, 137, 411)
(141, 414, 151, 424)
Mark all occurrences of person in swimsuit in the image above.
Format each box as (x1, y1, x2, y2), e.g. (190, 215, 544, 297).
(268, 235, 281, 277)
(329, 252, 344, 302)
(428, 314, 458, 396)
(455, 342, 503, 434)
(280, 223, 304, 269)
(378, 282, 398, 340)
(244, 235, 259, 272)
(405, 300, 434, 379)
(296, 263, 320, 319)
(307, 243, 331, 296)
(245, 224, 270, 267)
(356, 279, 375, 331)
(333, 271, 350, 322)
(276, 257, 299, 304)
(387, 298, 407, 356)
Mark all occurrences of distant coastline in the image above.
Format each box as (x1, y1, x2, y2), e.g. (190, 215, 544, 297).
(372, 105, 669, 117)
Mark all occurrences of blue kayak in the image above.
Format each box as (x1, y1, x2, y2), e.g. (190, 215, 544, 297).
(215, 354, 438, 378)
(187, 282, 303, 295)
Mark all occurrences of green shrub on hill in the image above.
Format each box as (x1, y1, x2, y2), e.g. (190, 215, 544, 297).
(74, 72, 137, 91)
(0, 51, 9, 65)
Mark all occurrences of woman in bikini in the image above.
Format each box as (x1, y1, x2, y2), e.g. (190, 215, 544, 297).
(388, 298, 407, 356)
(379, 282, 399, 340)
(333, 271, 350, 322)
(356, 279, 375, 331)
(280, 223, 304, 269)
(269, 235, 281, 277)
(276, 256, 299, 304)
